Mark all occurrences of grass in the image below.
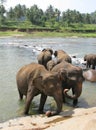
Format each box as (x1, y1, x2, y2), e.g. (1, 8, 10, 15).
(0, 21, 96, 38)
(0, 31, 26, 37)
(0, 30, 96, 38)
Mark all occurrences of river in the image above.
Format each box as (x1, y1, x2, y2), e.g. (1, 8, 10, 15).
(0, 37, 96, 122)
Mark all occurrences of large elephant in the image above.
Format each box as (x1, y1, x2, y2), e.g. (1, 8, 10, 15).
(84, 54, 96, 69)
(51, 61, 84, 106)
(16, 63, 63, 116)
(83, 69, 96, 82)
(54, 50, 72, 63)
(37, 48, 53, 69)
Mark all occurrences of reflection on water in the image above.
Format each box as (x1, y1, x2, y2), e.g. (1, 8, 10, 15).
(0, 37, 96, 122)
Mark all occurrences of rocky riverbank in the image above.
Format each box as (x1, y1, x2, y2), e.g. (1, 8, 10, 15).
(0, 107, 96, 130)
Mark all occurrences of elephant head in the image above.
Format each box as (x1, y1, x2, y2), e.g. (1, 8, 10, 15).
(51, 61, 84, 105)
(37, 48, 53, 68)
(16, 63, 63, 116)
(42, 48, 53, 55)
(59, 67, 84, 100)
(54, 50, 66, 57)
(54, 50, 72, 63)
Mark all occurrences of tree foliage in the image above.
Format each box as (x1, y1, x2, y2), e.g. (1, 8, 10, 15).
(1, 2, 96, 29)
(26, 5, 44, 25)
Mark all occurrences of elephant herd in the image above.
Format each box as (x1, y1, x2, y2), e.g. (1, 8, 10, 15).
(16, 48, 96, 117)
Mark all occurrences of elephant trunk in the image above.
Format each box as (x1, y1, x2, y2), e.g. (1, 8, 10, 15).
(64, 82, 82, 99)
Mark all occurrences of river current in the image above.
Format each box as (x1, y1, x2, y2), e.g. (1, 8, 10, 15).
(0, 37, 96, 122)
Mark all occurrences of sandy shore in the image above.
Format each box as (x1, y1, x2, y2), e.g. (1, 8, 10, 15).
(0, 107, 96, 130)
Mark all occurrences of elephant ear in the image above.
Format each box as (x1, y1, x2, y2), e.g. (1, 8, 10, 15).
(33, 76, 44, 90)
(48, 49, 53, 55)
(84, 55, 87, 61)
(58, 68, 67, 81)
(42, 48, 46, 52)
(54, 51, 57, 57)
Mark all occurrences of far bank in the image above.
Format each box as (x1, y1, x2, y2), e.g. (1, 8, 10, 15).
(0, 30, 96, 38)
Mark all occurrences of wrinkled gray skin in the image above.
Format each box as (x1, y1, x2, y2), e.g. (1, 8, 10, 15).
(51, 61, 84, 106)
(84, 54, 96, 69)
(46, 60, 57, 71)
(16, 63, 63, 116)
(54, 50, 72, 64)
(37, 48, 53, 69)
(83, 69, 96, 82)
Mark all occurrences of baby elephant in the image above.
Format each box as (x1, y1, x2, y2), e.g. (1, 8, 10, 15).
(16, 63, 63, 116)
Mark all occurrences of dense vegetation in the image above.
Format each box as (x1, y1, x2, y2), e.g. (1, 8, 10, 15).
(0, 0, 96, 35)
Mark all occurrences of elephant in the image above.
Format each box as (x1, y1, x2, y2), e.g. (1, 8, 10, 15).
(46, 60, 57, 71)
(84, 54, 96, 69)
(37, 48, 53, 69)
(51, 61, 84, 106)
(83, 69, 96, 82)
(16, 63, 63, 116)
(54, 50, 72, 64)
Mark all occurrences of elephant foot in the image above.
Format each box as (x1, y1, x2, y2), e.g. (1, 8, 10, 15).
(73, 99, 78, 107)
(24, 111, 29, 115)
(38, 109, 45, 114)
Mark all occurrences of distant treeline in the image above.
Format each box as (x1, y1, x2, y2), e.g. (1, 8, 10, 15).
(0, 4, 96, 32)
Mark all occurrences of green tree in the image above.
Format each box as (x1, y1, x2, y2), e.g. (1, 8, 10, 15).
(14, 4, 27, 20)
(27, 4, 44, 26)
(6, 7, 15, 20)
(45, 5, 55, 20)
(62, 9, 83, 26)
(0, 0, 6, 25)
(45, 5, 61, 28)
(85, 13, 91, 24)
(91, 11, 96, 23)
(54, 8, 61, 22)
(62, 9, 72, 26)
(0, 4, 6, 24)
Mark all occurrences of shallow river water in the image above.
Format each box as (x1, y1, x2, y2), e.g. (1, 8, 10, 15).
(0, 37, 96, 122)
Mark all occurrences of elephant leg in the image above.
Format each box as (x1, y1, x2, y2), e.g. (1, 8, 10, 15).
(38, 93, 47, 114)
(24, 81, 36, 115)
(73, 99, 78, 107)
(86, 62, 88, 68)
(92, 64, 95, 69)
(62, 90, 65, 103)
(72, 88, 78, 107)
(87, 61, 90, 68)
(18, 89, 23, 100)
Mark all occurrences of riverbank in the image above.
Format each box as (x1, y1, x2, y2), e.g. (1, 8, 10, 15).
(0, 107, 96, 130)
(0, 30, 96, 38)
